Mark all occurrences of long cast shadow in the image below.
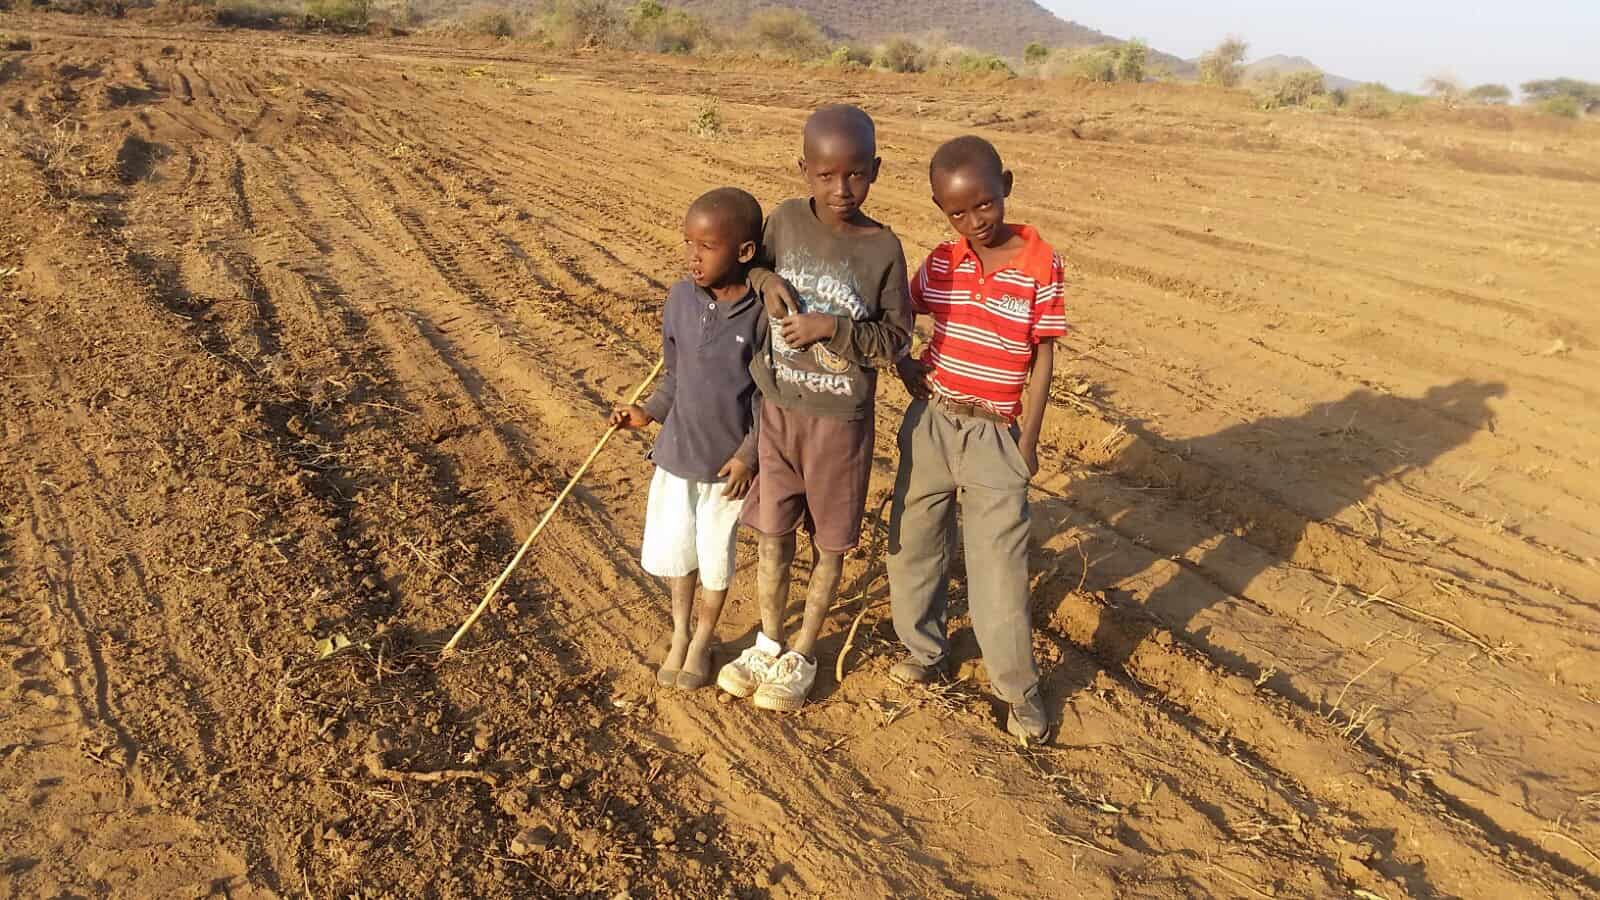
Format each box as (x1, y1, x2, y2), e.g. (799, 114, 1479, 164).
(1020, 379, 1600, 893)
(1035, 380, 1505, 703)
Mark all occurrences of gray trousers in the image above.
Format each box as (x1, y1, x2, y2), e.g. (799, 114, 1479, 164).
(887, 398, 1039, 702)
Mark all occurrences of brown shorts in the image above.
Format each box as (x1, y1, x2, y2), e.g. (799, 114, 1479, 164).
(741, 400, 873, 553)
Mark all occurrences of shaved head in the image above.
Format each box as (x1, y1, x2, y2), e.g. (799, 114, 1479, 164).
(929, 135, 1005, 183)
(687, 187, 763, 246)
(802, 104, 877, 159)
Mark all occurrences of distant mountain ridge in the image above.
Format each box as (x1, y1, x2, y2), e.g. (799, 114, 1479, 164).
(671, 0, 1183, 65)
(1242, 54, 1362, 91)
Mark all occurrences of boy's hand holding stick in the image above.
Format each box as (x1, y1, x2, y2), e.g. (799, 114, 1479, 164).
(610, 404, 654, 430)
(442, 357, 665, 656)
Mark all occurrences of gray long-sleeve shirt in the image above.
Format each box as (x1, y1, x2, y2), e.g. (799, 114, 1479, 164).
(750, 199, 912, 420)
(640, 280, 765, 483)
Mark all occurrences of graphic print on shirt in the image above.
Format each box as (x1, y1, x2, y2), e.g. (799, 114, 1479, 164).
(911, 235, 1069, 420)
(771, 249, 870, 396)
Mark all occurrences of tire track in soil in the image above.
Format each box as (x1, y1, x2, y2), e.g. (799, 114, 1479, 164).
(6, 25, 1600, 898)
(347, 70, 1600, 890)
(5, 55, 766, 898)
(233, 129, 819, 890)
(467, 113, 1600, 819)
(265, 129, 1108, 895)
(272, 90, 1562, 898)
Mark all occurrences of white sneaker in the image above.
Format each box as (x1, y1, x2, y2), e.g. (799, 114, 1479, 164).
(717, 645, 778, 698)
(753, 651, 816, 712)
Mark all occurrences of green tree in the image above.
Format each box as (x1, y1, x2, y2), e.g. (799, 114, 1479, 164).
(1023, 41, 1049, 65)
(1051, 47, 1115, 82)
(1466, 83, 1511, 105)
(1113, 39, 1146, 83)
(625, 0, 661, 28)
(305, 0, 369, 29)
(874, 37, 925, 73)
(626, 0, 706, 53)
(1045, 42, 1145, 83)
(1198, 36, 1247, 87)
(749, 7, 826, 59)
(1257, 70, 1326, 109)
(1539, 95, 1582, 118)
(826, 44, 873, 68)
(543, 0, 622, 48)
(946, 50, 1012, 77)
(1521, 78, 1600, 116)
(1423, 75, 1463, 108)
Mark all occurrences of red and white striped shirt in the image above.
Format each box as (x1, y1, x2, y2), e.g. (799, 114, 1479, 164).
(908, 225, 1067, 420)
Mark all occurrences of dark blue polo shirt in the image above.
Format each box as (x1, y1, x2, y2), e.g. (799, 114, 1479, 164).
(640, 279, 766, 483)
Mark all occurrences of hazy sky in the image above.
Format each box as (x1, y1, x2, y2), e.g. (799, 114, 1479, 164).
(1045, 1, 1600, 94)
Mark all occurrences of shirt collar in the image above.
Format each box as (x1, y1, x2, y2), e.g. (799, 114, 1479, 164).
(694, 282, 756, 318)
(953, 224, 1051, 276)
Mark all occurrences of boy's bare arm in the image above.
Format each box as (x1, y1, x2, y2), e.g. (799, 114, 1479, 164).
(1016, 340, 1056, 477)
(749, 268, 797, 318)
(893, 311, 930, 399)
(749, 216, 796, 319)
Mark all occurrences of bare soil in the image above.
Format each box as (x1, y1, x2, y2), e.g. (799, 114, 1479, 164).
(2, 14, 1598, 899)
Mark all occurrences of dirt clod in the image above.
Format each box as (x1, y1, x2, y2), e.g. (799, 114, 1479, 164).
(509, 824, 556, 857)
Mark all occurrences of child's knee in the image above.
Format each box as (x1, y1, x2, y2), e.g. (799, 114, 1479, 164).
(812, 549, 845, 579)
(758, 532, 796, 564)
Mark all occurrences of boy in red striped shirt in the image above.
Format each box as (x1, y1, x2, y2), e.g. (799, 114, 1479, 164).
(889, 135, 1065, 742)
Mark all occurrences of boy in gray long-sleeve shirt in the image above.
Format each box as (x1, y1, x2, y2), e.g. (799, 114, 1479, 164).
(716, 104, 913, 712)
(612, 188, 767, 690)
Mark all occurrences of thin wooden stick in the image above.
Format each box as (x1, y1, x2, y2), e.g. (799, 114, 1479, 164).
(834, 496, 892, 684)
(1357, 586, 1500, 656)
(442, 358, 663, 655)
(1536, 829, 1600, 870)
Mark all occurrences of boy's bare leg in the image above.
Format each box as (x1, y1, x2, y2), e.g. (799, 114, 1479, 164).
(683, 587, 728, 677)
(787, 548, 845, 660)
(660, 574, 696, 683)
(756, 533, 796, 644)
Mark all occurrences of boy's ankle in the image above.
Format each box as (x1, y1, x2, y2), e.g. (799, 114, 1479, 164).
(755, 631, 782, 657)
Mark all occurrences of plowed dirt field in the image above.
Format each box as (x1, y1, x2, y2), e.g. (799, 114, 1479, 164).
(2, 15, 1598, 899)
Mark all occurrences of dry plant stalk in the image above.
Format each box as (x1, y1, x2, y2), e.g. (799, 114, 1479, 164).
(834, 496, 892, 684)
(443, 357, 663, 655)
(1358, 585, 1503, 657)
(1535, 828, 1600, 870)
(363, 752, 500, 786)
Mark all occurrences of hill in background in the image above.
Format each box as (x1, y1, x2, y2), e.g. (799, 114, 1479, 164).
(670, 0, 1184, 66)
(1243, 54, 1362, 91)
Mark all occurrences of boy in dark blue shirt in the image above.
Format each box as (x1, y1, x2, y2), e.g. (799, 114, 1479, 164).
(611, 188, 767, 689)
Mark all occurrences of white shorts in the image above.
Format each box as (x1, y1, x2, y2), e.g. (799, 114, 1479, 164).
(640, 468, 745, 591)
